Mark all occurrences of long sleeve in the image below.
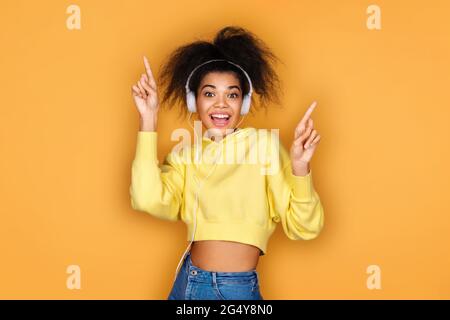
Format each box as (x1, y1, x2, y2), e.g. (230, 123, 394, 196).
(129, 131, 185, 222)
(266, 134, 324, 240)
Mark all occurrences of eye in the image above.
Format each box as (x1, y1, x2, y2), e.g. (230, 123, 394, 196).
(229, 93, 239, 98)
(204, 91, 214, 97)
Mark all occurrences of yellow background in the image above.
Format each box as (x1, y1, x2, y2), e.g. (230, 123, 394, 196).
(1, 0, 449, 299)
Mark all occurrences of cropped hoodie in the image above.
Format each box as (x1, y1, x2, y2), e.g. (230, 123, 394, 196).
(129, 127, 324, 255)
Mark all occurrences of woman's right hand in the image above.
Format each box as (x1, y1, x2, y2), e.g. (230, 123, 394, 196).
(131, 56, 159, 125)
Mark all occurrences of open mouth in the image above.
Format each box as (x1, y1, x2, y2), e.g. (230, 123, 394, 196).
(209, 113, 231, 127)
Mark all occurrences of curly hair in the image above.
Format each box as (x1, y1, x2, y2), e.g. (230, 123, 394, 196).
(157, 26, 283, 120)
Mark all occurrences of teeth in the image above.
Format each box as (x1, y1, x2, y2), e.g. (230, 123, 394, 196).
(211, 114, 230, 119)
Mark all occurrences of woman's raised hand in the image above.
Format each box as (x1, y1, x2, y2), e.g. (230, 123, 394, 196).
(131, 56, 159, 131)
(290, 101, 321, 176)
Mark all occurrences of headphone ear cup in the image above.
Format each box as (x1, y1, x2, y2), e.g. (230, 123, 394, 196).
(186, 91, 197, 113)
(240, 95, 251, 115)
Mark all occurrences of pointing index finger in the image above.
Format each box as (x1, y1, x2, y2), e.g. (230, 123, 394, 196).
(143, 56, 156, 88)
(299, 101, 317, 126)
(295, 101, 317, 138)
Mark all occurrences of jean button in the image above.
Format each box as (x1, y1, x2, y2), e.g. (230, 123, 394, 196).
(190, 270, 197, 276)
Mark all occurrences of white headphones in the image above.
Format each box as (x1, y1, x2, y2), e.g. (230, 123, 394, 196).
(185, 59, 253, 115)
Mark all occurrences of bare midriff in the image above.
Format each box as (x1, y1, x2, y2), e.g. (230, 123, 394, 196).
(189, 240, 261, 272)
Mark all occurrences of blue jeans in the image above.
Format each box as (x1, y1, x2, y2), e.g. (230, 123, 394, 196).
(168, 251, 264, 300)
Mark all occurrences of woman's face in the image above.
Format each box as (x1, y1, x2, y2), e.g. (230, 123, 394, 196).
(196, 71, 243, 136)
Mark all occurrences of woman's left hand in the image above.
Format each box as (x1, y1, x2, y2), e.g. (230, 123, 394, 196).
(290, 101, 321, 176)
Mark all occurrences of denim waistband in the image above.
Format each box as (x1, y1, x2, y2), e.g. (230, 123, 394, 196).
(184, 251, 259, 284)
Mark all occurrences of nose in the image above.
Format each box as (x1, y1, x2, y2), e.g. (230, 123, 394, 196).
(215, 93, 227, 108)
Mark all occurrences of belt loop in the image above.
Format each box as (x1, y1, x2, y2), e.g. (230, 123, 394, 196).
(212, 272, 217, 285)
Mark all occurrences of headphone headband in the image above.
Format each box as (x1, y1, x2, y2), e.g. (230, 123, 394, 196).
(185, 59, 253, 95)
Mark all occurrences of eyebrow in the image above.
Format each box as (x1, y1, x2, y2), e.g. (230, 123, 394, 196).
(200, 84, 241, 92)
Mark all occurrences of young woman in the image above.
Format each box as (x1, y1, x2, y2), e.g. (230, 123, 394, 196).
(130, 26, 324, 300)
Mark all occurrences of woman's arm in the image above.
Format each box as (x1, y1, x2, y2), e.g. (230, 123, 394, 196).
(129, 56, 184, 221)
(266, 102, 324, 240)
(129, 131, 185, 222)
(266, 140, 324, 240)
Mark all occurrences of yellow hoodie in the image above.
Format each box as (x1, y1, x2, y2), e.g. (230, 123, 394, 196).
(129, 127, 324, 255)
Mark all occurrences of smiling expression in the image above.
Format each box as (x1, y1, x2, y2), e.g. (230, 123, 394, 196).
(195, 71, 244, 136)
